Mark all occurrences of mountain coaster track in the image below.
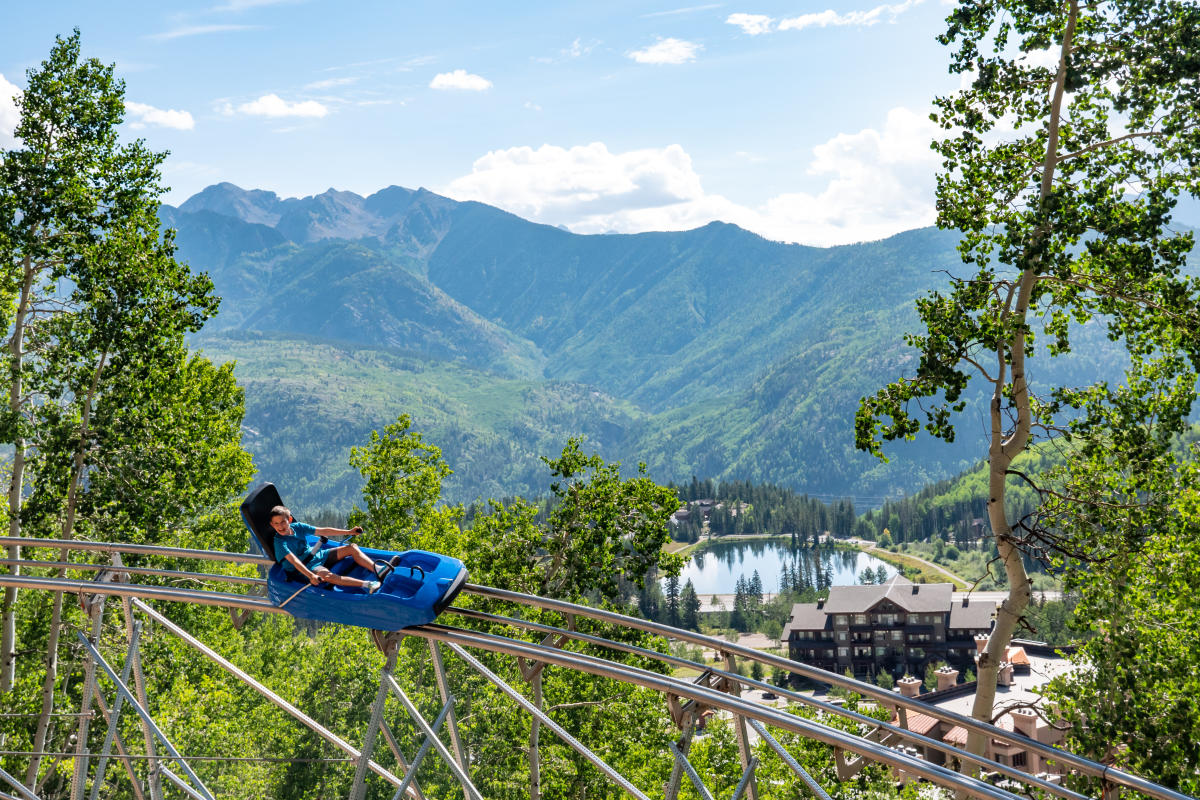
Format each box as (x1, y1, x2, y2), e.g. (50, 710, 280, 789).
(0, 537, 1188, 800)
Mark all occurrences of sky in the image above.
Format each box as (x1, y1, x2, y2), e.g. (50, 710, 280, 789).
(1, 0, 967, 246)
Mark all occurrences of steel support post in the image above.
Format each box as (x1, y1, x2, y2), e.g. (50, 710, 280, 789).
(669, 742, 716, 800)
(70, 605, 105, 800)
(122, 598, 162, 800)
(159, 767, 210, 800)
(89, 683, 147, 800)
(0, 767, 40, 800)
(74, 633, 214, 800)
(748, 720, 833, 800)
(721, 652, 759, 800)
(383, 673, 484, 800)
(426, 640, 469, 797)
(729, 757, 759, 800)
(670, 742, 757, 800)
(391, 699, 454, 800)
(131, 600, 405, 791)
(88, 621, 142, 800)
(379, 719, 426, 800)
(664, 708, 697, 800)
(350, 647, 398, 800)
(441, 643, 649, 800)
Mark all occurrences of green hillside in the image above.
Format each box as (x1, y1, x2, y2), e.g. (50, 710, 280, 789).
(171, 183, 1149, 512)
(199, 332, 643, 511)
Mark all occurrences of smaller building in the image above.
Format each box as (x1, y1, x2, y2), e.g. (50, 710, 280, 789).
(781, 575, 995, 678)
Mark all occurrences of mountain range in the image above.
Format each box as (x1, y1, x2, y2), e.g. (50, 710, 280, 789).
(166, 182, 1162, 513)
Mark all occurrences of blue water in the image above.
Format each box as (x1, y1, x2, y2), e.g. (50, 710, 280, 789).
(676, 539, 895, 595)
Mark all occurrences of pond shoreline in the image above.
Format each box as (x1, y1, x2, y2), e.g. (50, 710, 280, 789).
(670, 535, 896, 596)
(666, 533, 856, 559)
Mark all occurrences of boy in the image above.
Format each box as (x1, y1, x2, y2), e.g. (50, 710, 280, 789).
(269, 505, 383, 593)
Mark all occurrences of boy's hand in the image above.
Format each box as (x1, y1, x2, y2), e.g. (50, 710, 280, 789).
(308, 572, 321, 585)
(350, 526, 364, 535)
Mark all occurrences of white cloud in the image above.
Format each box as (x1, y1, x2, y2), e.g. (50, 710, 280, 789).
(125, 101, 195, 130)
(524, 101, 543, 111)
(754, 106, 940, 244)
(642, 4, 724, 17)
(235, 94, 328, 117)
(305, 76, 359, 90)
(210, 0, 295, 10)
(0, 73, 20, 148)
(778, 0, 923, 31)
(443, 142, 705, 221)
(430, 70, 493, 91)
(629, 38, 703, 65)
(440, 108, 940, 246)
(726, 13, 774, 34)
(566, 38, 593, 58)
(148, 24, 259, 40)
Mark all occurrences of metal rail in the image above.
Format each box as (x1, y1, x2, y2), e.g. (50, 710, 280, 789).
(0, 540, 1192, 800)
(407, 624, 1023, 800)
(0, 559, 265, 587)
(459, 583, 1187, 800)
(446, 604, 1087, 800)
(0, 537, 272, 567)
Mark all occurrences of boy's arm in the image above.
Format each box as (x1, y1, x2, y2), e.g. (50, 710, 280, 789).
(284, 552, 322, 585)
(312, 525, 364, 537)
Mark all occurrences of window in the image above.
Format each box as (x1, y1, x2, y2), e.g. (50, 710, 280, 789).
(835, 615, 848, 626)
(1012, 753, 1027, 768)
(892, 630, 903, 641)
(854, 614, 867, 625)
(838, 631, 847, 642)
(875, 646, 887, 656)
(838, 647, 848, 658)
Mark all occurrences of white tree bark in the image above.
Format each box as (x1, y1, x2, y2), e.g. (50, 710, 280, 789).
(966, 0, 1076, 759)
(1, 255, 35, 693)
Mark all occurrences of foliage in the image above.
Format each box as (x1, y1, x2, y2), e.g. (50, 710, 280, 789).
(0, 32, 253, 789)
(1042, 450, 1200, 793)
(856, 0, 1200, 747)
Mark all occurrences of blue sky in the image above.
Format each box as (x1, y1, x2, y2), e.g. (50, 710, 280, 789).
(2, 0, 964, 245)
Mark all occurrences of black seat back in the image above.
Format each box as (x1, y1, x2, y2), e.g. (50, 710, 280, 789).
(241, 483, 286, 560)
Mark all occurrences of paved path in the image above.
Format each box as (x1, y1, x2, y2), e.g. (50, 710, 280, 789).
(845, 538, 970, 586)
(698, 593, 778, 613)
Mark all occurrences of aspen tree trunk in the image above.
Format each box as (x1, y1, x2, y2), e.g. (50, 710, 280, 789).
(966, 0, 1075, 759)
(1, 256, 35, 693)
(529, 670, 542, 800)
(26, 351, 107, 784)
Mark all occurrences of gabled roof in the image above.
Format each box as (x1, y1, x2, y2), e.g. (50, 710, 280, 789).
(821, 575, 952, 614)
(782, 603, 831, 637)
(948, 596, 997, 630)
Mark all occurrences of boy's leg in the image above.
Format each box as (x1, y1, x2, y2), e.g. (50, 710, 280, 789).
(331, 544, 379, 574)
(312, 566, 374, 589)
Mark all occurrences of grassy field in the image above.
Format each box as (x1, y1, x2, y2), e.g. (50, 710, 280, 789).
(862, 546, 969, 588)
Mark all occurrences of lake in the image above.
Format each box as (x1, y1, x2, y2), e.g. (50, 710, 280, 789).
(676, 539, 896, 595)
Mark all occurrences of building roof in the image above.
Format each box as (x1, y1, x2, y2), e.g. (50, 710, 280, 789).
(948, 596, 997, 630)
(782, 603, 831, 637)
(1005, 646, 1030, 667)
(822, 575, 953, 614)
(893, 710, 942, 737)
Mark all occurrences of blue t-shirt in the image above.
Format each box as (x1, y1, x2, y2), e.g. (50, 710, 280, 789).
(274, 522, 318, 571)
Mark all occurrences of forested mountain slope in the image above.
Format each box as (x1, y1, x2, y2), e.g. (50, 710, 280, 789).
(170, 183, 1147, 511)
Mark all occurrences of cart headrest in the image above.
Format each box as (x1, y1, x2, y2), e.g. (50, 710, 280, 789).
(240, 482, 286, 558)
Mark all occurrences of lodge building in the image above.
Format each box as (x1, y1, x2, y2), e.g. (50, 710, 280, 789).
(781, 575, 995, 679)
